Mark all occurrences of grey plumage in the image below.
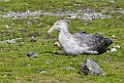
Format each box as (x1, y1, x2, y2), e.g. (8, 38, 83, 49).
(73, 32, 112, 54)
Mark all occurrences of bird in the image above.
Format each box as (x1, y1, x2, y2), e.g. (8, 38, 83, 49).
(47, 20, 112, 56)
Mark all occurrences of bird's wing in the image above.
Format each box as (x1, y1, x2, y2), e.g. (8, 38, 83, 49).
(73, 32, 89, 41)
(72, 32, 93, 46)
(73, 32, 107, 53)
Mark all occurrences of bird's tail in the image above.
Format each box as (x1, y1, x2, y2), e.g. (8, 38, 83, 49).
(105, 38, 113, 46)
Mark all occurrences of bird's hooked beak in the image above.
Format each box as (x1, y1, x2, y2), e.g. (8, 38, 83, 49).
(47, 26, 56, 34)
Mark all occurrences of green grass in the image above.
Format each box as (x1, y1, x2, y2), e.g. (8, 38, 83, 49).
(0, 0, 124, 83)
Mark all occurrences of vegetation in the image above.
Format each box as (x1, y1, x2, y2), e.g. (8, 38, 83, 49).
(0, 0, 124, 83)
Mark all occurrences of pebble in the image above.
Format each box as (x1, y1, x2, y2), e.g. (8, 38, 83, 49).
(113, 45, 120, 48)
(30, 36, 36, 42)
(0, 38, 23, 44)
(65, 66, 75, 70)
(45, 61, 50, 64)
(40, 71, 47, 74)
(110, 48, 117, 52)
(3, 75, 7, 78)
(5, 25, 10, 29)
(33, 53, 38, 58)
(112, 35, 116, 38)
(6, 40, 16, 44)
(96, 32, 103, 35)
(20, 42, 24, 44)
(26, 51, 38, 58)
(26, 64, 31, 67)
(54, 42, 60, 47)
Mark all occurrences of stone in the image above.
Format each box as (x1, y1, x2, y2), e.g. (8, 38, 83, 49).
(110, 48, 117, 52)
(66, 66, 75, 70)
(6, 40, 16, 44)
(54, 42, 60, 47)
(30, 36, 36, 42)
(79, 59, 102, 75)
(26, 51, 38, 58)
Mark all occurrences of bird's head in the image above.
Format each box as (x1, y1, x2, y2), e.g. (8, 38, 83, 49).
(47, 20, 70, 34)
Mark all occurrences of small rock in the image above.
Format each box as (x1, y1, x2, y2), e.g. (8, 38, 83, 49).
(30, 36, 36, 42)
(40, 71, 47, 74)
(45, 61, 50, 64)
(110, 48, 117, 52)
(54, 42, 60, 47)
(26, 51, 34, 57)
(23, 64, 31, 67)
(6, 40, 16, 44)
(26, 51, 38, 58)
(66, 66, 75, 70)
(1, 38, 23, 44)
(19, 42, 24, 45)
(27, 64, 31, 66)
(96, 32, 103, 35)
(113, 45, 120, 48)
(95, 32, 103, 36)
(33, 53, 38, 58)
(5, 25, 10, 29)
(112, 35, 116, 38)
(3, 75, 7, 78)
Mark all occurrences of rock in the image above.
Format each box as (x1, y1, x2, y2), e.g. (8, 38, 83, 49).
(113, 45, 120, 48)
(5, 25, 10, 29)
(6, 40, 16, 44)
(40, 70, 47, 74)
(112, 35, 116, 38)
(66, 66, 75, 70)
(19, 42, 24, 46)
(96, 32, 103, 35)
(33, 53, 38, 58)
(30, 36, 36, 42)
(3, 75, 7, 78)
(26, 51, 34, 57)
(26, 51, 38, 58)
(54, 42, 60, 47)
(26, 64, 31, 66)
(79, 59, 102, 76)
(0, 38, 23, 44)
(110, 48, 117, 52)
(23, 64, 31, 67)
(45, 61, 50, 64)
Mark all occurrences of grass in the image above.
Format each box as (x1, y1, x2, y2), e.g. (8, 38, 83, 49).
(0, 0, 124, 83)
